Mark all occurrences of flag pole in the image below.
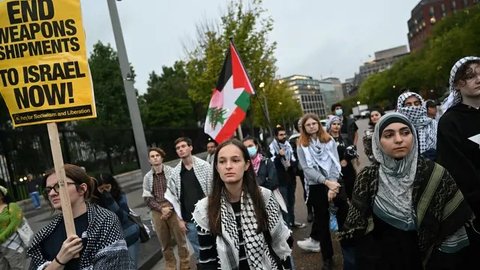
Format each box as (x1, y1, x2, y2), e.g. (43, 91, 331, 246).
(237, 126, 244, 140)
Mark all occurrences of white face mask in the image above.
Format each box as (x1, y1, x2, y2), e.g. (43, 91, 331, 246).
(247, 146, 257, 157)
(335, 109, 343, 116)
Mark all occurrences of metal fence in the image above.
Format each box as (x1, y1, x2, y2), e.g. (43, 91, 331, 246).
(0, 124, 217, 201)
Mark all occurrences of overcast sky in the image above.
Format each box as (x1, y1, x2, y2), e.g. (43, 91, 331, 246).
(80, 0, 419, 94)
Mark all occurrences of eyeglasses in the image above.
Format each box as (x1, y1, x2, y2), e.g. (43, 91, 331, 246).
(44, 182, 77, 195)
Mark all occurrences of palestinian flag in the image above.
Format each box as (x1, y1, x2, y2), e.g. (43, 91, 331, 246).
(204, 41, 255, 143)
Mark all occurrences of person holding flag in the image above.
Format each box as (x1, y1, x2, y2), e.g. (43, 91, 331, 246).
(204, 40, 255, 144)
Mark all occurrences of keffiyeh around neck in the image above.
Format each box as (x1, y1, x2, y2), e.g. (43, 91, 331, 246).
(251, 153, 263, 175)
(442, 56, 480, 112)
(373, 113, 418, 229)
(305, 137, 341, 175)
(397, 92, 437, 153)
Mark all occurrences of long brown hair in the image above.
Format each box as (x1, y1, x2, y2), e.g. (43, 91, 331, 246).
(298, 113, 331, 146)
(208, 139, 268, 236)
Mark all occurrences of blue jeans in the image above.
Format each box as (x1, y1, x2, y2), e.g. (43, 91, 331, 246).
(29, 192, 41, 208)
(128, 239, 140, 268)
(279, 184, 296, 226)
(186, 222, 200, 259)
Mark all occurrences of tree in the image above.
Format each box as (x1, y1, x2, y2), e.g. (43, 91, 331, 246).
(83, 41, 133, 128)
(140, 61, 197, 127)
(185, 0, 278, 127)
(357, 5, 480, 107)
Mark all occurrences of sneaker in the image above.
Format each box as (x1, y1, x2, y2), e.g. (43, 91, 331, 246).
(297, 237, 321, 252)
(292, 221, 306, 229)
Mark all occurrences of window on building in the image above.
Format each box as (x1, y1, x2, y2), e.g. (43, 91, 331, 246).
(463, 0, 469, 7)
(452, 1, 457, 12)
(429, 6, 435, 16)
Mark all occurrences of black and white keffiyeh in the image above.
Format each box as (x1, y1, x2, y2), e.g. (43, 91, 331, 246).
(442, 56, 480, 112)
(397, 92, 437, 154)
(269, 140, 295, 169)
(193, 187, 292, 270)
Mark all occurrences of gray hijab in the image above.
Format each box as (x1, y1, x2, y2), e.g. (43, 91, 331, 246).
(373, 113, 418, 229)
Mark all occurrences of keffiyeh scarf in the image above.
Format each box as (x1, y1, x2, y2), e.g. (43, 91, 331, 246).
(251, 153, 263, 175)
(270, 140, 295, 169)
(397, 92, 437, 154)
(442, 56, 480, 112)
(193, 188, 292, 270)
(302, 137, 341, 176)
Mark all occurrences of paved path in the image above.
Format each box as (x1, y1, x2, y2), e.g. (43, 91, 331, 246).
(150, 118, 371, 270)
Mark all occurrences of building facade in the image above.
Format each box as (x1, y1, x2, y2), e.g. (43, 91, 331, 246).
(279, 75, 328, 118)
(358, 45, 409, 79)
(408, 0, 479, 52)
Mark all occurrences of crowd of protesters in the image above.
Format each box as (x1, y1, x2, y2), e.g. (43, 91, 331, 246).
(1, 56, 478, 270)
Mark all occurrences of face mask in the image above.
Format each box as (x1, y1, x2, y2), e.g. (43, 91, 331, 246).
(247, 146, 257, 157)
(335, 109, 343, 116)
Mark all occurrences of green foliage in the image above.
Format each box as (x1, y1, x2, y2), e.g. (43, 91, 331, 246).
(253, 80, 302, 127)
(357, 5, 480, 107)
(185, 0, 278, 126)
(84, 41, 132, 128)
(140, 61, 197, 127)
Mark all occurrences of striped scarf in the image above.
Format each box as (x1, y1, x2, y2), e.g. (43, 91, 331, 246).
(339, 157, 473, 266)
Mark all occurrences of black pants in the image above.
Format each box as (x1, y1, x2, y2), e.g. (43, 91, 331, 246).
(309, 184, 348, 260)
(355, 214, 422, 270)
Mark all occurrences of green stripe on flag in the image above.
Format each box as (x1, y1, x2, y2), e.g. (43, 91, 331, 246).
(235, 91, 250, 111)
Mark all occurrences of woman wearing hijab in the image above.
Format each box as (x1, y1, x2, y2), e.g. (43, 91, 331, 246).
(193, 139, 292, 270)
(339, 113, 473, 270)
(437, 56, 480, 269)
(296, 113, 345, 270)
(362, 109, 382, 163)
(396, 91, 438, 160)
(0, 185, 26, 270)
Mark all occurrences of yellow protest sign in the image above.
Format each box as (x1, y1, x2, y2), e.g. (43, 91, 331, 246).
(0, 0, 96, 127)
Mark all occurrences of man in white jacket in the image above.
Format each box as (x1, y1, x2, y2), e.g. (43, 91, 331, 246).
(167, 137, 213, 262)
(142, 147, 190, 270)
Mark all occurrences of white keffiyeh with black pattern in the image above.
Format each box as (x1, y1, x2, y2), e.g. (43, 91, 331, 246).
(193, 187, 291, 270)
(397, 92, 437, 154)
(442, 56, 480, 112)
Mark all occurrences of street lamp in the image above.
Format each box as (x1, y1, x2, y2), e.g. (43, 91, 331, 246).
(106, 0, 149, 175)
(259, 82, 273, 137)
(356, 101, 360, 105)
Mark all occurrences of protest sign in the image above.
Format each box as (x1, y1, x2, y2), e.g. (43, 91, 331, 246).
(0, 0, 96, 127)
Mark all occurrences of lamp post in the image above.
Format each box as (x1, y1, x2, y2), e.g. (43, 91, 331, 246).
(259, 82, 273, 138)
(106, 0, 149, 175)
(278, 101, 286, 129)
